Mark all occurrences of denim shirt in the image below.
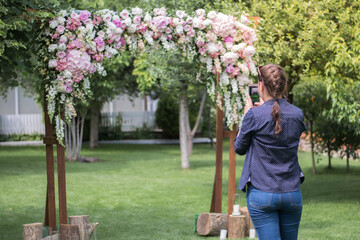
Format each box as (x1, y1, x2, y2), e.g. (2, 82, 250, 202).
(234, 98, 306, 193)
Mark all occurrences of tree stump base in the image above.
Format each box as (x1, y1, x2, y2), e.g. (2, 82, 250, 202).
(23, 222, 43, 240)
(60, 224, 80, 240)
(196, 213, 227, 236)
(240, 206, 253, 230)
(228, 215, 247, 239)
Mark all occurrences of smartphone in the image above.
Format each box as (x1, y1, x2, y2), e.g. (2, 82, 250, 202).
(248, 84, 259, 105)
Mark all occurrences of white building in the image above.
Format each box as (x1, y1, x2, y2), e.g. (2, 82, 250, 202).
(0, 87, 158, 135)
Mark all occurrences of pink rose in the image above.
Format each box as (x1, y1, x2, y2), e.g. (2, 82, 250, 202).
(65, 85, 73, 93)
(167, 35, 172, 40)
(56, 25, 65, 34)
(94, 36, 104, 46)
(184, 25, 191, 32)
(73, 75, 83, 83)
(79, 10, 91, 22)
(176, 10, 186, 19)
(120, 10, 129, 19)
(97, 45, 105, 52)
(97, 31, 105, 38)
(59, 35, 68, 44)
(134, 16, 142, 25)
(113, 18, 122, 28)
(165, 28, 172, 34)
(93, 54, 104, 62)
(84, 19, 92, 25)
(57, 51, 66, 59)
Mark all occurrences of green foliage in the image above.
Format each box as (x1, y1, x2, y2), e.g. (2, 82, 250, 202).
(155, 93, 179, 138)
(0, 133, 44, 142)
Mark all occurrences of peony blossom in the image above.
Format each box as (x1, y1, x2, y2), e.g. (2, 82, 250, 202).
(79, 10, 91, 22)
(120, 9, 130, 19)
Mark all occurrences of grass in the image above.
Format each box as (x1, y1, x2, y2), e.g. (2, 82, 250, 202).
(0, 142, 359, 239)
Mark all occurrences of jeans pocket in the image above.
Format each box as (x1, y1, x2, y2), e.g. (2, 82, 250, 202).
(287, 190, 302, 210)
(249, 186, 273, 210)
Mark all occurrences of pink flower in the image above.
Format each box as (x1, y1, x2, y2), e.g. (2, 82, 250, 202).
(120, 10, 130, 19)
(70, 12, 79, 19)
(224, 36, 233, 43)
(184, 25, 191, 32)
(134, 16, 142, 24)
(65, 85, 73, 93)
(84, 19, 92, 25)
(113, 18, 122, 28)
(66, 50, 92, 76)
(97, 31, 105, 38)
(105, 51, 112, 58)
(93, 54, 104, 62)
(59, 35, 68, 44)
(187, 30, 195, 37)
(94, 36, 105, 46)
(167, 35, 172, 40)
(79, 10, 91, 22)
(93, 15, 102, 25)
(89, 64, 96, 74)
(57, 51, 66, 59)
(226, 65, 235, 73)
(97, 45, 105, 52)
(196, 39, 204, 47)
(103, 14, 112, 22)
(165, 28, 172, 34)
(56, 25, 65, 34)
(199, 47, 206, 55)
(152, 16, 170, 30)
(73, 74, 83, 83)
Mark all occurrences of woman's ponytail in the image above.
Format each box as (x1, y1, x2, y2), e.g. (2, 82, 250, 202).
(258, 64, 287, 136)
(271, 100, 282, 135)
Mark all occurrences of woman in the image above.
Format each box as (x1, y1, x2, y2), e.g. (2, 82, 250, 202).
(234, 64, 306, 240)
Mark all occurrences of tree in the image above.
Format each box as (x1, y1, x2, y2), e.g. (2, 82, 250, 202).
(134, 50, 209, 169)
(293, 77, 328, 174)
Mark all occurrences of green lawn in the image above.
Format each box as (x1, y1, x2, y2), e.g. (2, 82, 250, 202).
(0, 142, 359, 239)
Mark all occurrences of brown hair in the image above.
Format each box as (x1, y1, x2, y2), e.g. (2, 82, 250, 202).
(258, 64, 287, 135)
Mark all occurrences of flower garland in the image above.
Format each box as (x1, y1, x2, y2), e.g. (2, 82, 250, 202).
(44, 7, 257, 144)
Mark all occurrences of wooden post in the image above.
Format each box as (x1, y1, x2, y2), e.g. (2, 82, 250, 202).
(211, 73, 223, 213)
(44, 91, 57, 231)
(227, 125, 237, 216)
(57, 112, 67, 225)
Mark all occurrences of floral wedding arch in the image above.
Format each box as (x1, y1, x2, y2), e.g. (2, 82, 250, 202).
(43, 7, 258, 143)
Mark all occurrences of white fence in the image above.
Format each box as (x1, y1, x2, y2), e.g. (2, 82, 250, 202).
(0, 112, 156, 135)
(0, 114, 45, 135)
(101, 112, 156, 132)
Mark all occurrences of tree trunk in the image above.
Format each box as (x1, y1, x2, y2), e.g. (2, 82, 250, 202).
(90, 106, 100, 149)
(23, 222, 43, 240)
(68, 215, 98, 240)
(196, 213, 228, 236)
(60, 224, 80, 240)
(228, 215, 247, 239)
(310, 121, 316, 174)
(65, 111, 87, 161)
(179, 91, 190, 169)
(327, 142, 332, 169)
(346, 147, 350, 173)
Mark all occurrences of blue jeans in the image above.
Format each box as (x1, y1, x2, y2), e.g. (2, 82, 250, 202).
(246, 185, 302, 240)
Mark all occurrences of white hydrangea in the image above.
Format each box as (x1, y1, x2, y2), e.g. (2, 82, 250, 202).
(231, 43, 247, 53)
(206, 42, 218, 55)
(220, 72, 230, 86)
(231, 79, 238, 93)
(144, 13, 152, 22)
(237, 74, 250, 86)
(48, 44, 58, 52)
(50, 20, 58, 29)
(207, 11, 217, 20)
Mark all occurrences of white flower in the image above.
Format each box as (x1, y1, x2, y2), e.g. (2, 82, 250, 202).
(206, 42, 219, 55)
(173, 18, 180, 26)
(48, 59, 57, 68)
(241, 15, 250, 25)
(103, 13, 112, 22)
(231, 43, 246, 52)
(128, 24, 137, 34)
(237, 74, 249, 86)
(106, 22, 116, 30)
(58, 10, 68, 17)
(124, 17, 132, 26)
(221, 52, 239, 65)
(49, 20, 58, 29)
(220, 72, 230, 86)
(132, 7, 143, 16)
(203, 19, 212, 26)
(63, 70, 72, 79)
(249, 61, 257, 76)
(176, 25, 183, 34)
(243, 46, 256, 58)
(144, 13, 152, 22)
(115, 28, 123, 35)
(57, 17, 66, 25)
(176, 10, 187, 19)
(196, 9, 206, 17)
(207, 11, 217, 20)
(58, 44, 66, 51)
(231, 79, 238, 93)
(48, 44, 58, 52)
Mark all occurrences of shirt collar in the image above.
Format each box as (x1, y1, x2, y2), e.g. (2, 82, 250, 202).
(263, 98, 287, 105)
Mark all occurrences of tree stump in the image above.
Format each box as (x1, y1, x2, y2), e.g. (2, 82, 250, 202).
(42, 233, 59, 240)
(68, 215, 98, 240)
(23, 222, 43, 240)
(240, 206, 253, 229)
(60, 224, 80, 240)
(228, 215, 247, 239)
(196, 213, 228, 236)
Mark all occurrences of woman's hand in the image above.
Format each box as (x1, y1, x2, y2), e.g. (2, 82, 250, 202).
(254, 97, 264, 107)
(244, 94, 254, 116)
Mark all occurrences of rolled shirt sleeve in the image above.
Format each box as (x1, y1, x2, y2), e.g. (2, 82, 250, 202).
(234, 109, 256, 155)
